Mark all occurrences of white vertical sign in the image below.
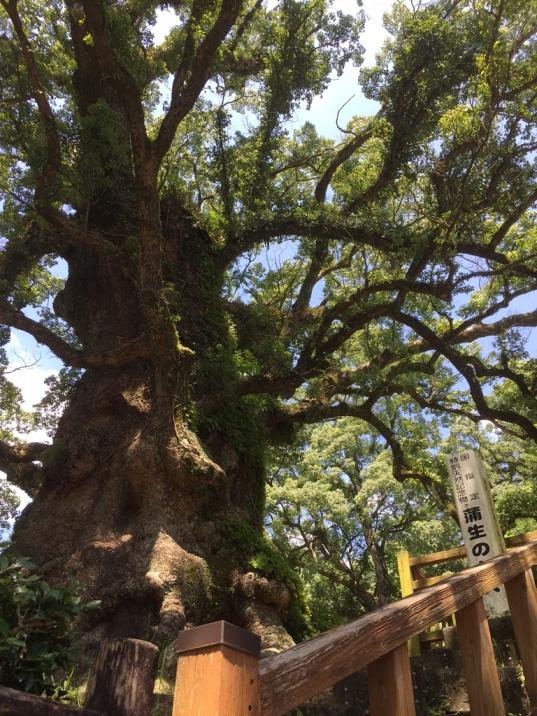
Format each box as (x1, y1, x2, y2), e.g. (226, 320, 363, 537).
(447, 449, 509, 617)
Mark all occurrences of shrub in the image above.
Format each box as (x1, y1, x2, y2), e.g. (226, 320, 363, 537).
(0, 548, 99, 697)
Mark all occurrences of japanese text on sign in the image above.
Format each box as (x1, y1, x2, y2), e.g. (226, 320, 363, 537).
(447, 449, 508, 616)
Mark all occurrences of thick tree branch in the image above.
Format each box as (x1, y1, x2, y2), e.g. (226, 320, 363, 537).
(390, 308, 537, 440)
(40, 208, 134, 269)
(0, 186, 130, 274)
(0, 440, 49, 469)
(488, 187, 537, 249)
(206, 286, 537, 416)
(314, 128, 374, 203)
(0, 440, 48, 496)
(401, 388, 530, 440)
(220, 218, 392, 267)
(310, 278, 450, 351)
(0, 231, 53, 292)
(81, 0, 151, 169)
(281, 237, 329, 335)
(403, 388, 482, 422)
(227, 0, 263, 54)
(458, 242, 537, 281)
(452, 308, 537, 344)
(265, 398, 456, 516)
(298, 303, 394, 369)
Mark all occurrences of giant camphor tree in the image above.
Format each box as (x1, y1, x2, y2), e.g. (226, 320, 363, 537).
(1, 0, 537, 648)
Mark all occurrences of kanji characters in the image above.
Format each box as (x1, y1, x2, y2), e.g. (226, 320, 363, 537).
(468, 523, 487, 540)
(463, 506, 482, 524)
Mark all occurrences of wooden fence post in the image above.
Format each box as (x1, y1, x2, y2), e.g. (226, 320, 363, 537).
(455, 597, 505, 716)
(505, 568, 537, 709)
(172, 621, 260, 716)
(367, 641, 416, 716)
(396, 550, 421, 656)
(84, 638, 158, 716)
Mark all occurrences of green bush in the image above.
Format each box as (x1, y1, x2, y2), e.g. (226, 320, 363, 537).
(0, 548, 99, 697)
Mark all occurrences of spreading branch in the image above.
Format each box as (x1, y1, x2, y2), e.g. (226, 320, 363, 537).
(221, 217, 392, 267)
(281, 237, 329, 335)
(390, 308, 537, 441)
(265, 399, 456, 517)
(314, 128, 374, 203)
(0, 440, 48, 496)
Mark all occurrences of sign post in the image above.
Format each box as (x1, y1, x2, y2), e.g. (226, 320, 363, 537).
(447, 449, 509, 617)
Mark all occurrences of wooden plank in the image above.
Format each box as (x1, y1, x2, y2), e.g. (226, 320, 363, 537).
(506, 529, 537, 547)
(84, 638, 158, 716)
(0, 686, 100, 716)
(368, 642, 416, 716)
(409, 545, 466, 567)
(505, 569, 537, 709)
(173, 645, 259, 715)
(413, 572, 453, 589)
(258, 540, 537, 716)
(456, 597, 505, 716)
(397, 550, 414, 597)
(396, 550, 420, 656)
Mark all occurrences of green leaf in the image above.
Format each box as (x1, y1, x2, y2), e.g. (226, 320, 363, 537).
(0, 616, 11, 636)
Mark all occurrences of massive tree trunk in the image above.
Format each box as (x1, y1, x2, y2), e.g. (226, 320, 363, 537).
(13, 355, 293, 653)
(6, 5, 298, 645)
(11, 202, 294, 652)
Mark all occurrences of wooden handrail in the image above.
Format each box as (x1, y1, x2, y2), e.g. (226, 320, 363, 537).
(398, 530, 537, 656)
(171, 540, 537, 715)
(507, 528, 537, 546)
(258, 540, 537, 715)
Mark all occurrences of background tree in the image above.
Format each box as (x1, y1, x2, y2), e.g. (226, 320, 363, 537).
(267, 405, 459, 633)
(0, 0, 536, 649)
(0, 479, 18, 535)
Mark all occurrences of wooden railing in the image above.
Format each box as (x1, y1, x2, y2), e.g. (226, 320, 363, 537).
(3, 542, 537, 715)
(172, 540, 537, 716)
(396, 528, 537, 654)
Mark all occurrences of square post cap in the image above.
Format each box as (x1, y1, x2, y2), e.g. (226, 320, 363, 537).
(175, 620, 261, 657)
